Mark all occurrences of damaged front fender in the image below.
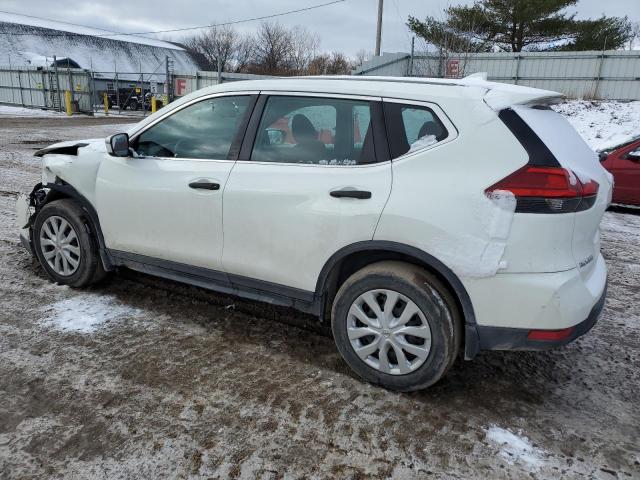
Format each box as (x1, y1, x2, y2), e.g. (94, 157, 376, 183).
(18, 180, 115, 270)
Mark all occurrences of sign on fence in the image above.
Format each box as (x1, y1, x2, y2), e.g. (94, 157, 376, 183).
(175, 78, 190, 96)
(445, 59, 460, 78)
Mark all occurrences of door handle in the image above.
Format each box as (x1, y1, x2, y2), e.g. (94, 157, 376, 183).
(189, 181, 220, 190)
(330, 189, 372, 199)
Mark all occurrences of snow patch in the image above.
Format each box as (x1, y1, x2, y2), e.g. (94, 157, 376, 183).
(407, 134, 437, 153)
(434, 190, 516, 278)
(0, 105, 66, 117)
(318, 158, 357, 166)
(41, 293, 142, 333)
(486, 426, 545, 472)
(552, 100, 640, 152)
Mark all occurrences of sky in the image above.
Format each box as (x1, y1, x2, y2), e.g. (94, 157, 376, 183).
(2, 0, 639, 55)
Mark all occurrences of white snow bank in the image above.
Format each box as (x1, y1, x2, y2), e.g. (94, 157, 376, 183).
(486, 426, 545, 472)
(0, 105, 66, 117)
(41, 293, 142, 333)
(552, 100, 640, 151)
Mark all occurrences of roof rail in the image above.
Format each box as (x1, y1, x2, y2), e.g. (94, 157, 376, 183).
(291, 75, 465, 87)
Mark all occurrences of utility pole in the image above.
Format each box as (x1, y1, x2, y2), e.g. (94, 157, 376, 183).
(165, 55, 171, 103)
(408, 36, 415, 76)
(375, 0, 383, 56)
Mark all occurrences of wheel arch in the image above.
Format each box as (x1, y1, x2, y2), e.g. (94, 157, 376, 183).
(315, 241, 480, 359)
(30, 180, 114, 270)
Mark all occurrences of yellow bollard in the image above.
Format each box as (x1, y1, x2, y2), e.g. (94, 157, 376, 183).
(103, 93, 109, 115)
(65, 91, 72, 116)
(151, 95, 157, 113)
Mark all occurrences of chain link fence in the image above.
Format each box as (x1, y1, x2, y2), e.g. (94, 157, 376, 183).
(0, 66, 270, 116)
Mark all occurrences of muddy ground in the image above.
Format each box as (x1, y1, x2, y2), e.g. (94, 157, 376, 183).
(0, 115, 639, 479)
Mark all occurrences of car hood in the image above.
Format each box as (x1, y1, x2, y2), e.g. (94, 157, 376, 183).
(34, 138, 105, 157)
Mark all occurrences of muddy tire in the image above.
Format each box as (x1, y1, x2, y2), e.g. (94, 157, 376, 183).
(33, 199, 107, 287)
(331, 261, 461, 392)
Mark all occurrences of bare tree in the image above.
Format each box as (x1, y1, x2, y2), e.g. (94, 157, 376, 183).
(184, 24, 240, 72)
(250, 22, 294, 75)
(308, 52, 352, 75)
(289, 26, 320, 75)
(307, 53, 330, 75)
(233, 34, 256, 72)
(628, 21, 640, 50)
(353, 49, 373, 68)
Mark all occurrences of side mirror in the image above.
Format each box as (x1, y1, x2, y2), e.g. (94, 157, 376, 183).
(107, 133, 130, 157)
(598, 151, 608, 162)
(626, 149, 640, 161)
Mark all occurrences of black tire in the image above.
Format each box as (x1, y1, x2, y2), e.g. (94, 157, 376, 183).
(331, 261, 461, 392)
(129, 99, 138, 111)
(33, 199, 107, 287)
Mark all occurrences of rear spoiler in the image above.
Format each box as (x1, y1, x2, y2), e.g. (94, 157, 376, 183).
(459, 72, 564, 111)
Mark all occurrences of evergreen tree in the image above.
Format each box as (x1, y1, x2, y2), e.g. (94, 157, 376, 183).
(408, 0, 631, 52)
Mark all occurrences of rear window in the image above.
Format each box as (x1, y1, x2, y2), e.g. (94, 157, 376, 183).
(512, 106, 599, 174)
(383, 102, 448, 159)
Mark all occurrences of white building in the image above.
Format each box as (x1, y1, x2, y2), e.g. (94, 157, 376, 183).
(0, 12, 199, 74)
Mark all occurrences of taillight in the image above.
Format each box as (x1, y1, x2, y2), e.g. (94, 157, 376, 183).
(486, 165, 599, 214)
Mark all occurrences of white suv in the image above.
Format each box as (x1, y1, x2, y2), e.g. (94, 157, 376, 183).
(16, 75, 611, 391)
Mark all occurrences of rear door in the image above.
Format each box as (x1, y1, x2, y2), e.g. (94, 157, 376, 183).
(96, 93, 255, 270)
(513, 106, 612, 278)
(221, 93, 392, 293)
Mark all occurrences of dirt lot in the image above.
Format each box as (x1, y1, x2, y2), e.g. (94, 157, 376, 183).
(0, 114, 639, 479)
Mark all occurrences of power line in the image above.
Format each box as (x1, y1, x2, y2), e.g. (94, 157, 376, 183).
(0, 0, 346, 38)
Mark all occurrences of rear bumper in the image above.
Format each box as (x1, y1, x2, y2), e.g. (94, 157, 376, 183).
(463, 253, 607, 359)
(473, 281, 606, 351)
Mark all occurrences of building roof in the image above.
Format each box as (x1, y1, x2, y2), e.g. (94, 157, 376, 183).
(0, 12, 183, 49)
(0, 12, 199, 74)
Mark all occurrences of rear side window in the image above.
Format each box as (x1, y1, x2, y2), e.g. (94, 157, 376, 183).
(250, 96, 375, 165)
(383, 102, 448, 159)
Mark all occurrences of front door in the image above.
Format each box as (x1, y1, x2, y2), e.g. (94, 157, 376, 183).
(222, 94, 392, 293)
(609, 141, 640, 205)
(96, 94, 254, 270)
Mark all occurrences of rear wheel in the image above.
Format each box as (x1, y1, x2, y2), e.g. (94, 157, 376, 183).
(331, 261, 461, 391)
(33, 199, 106, 287)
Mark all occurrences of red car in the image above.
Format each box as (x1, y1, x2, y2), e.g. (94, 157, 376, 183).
(599, 135, 640, 206)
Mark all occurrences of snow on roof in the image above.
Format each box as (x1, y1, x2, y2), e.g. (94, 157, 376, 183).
(0, 11, 183, 50)
(0, 12, 199, 73)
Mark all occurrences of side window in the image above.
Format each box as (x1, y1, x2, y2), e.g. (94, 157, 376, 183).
(134, 95, 251, 159)
(250, 96, 375, 165)
(383, 102, 448, 159)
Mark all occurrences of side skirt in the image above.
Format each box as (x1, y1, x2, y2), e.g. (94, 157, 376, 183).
(109, 250, 321, 316)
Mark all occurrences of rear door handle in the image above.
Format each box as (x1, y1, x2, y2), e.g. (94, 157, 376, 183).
(189, 181, 220, 191)
(330, 189, 372, 199)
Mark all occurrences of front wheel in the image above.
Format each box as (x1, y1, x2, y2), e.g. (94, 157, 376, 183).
(33, 199, 106, 287)
(331, 261, 461, 391)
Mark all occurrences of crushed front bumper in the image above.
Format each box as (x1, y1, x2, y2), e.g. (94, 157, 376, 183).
(16, 193, 34, 255)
